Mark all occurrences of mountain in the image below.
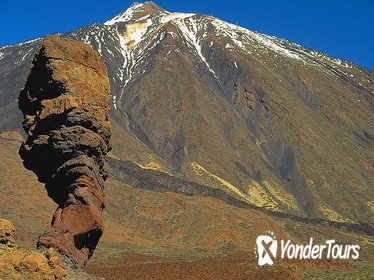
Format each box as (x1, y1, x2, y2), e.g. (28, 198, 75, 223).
(0, 1, 373, 278)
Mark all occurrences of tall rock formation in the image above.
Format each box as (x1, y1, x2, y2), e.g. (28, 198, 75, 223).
(18, 34, 112, 267)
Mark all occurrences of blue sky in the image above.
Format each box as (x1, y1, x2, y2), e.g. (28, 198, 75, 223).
(1, 0, 373, 70)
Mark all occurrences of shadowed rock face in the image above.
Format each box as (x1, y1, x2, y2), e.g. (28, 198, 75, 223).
(18, 34, 111, 267)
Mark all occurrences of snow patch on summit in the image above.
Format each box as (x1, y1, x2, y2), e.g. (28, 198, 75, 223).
(161, 12, 195, 24)
(173, 17, 219, 80)
(104, 3, 145, 25)
(111, 21, 166, 110)
(212, 18, 302, 60)
(15, 38, 42, 47)
(124, 19, 153, 46)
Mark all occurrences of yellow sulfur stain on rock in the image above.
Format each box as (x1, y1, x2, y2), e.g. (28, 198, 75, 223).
(367, 201, 374, 213)
(190, 162, 304, 213)
(262, 181, 299, 212)
(245, 180, 269, 206)
(134, 155, 172, 175)
(319, 205, 352, 223)
(246, 181, 281, 211)
(122, 20, 152, 49)
(191, 162, 253, 204)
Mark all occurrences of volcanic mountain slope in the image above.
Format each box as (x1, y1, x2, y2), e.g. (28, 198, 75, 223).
(1, 1, 373, 224)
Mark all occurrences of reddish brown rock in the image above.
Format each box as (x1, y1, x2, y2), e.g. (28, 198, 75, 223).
(18, 34, 111, 267)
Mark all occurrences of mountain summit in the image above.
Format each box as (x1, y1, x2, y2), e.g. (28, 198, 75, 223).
(104, 1, 168, 25)
(85, 2, 374, 223)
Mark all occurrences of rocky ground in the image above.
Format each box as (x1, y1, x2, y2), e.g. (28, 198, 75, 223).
(86, 249, 372, 280)
(0, 218, 66, 279)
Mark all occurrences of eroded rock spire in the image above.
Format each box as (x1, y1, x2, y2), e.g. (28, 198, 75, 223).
(18, 34, 111, 267)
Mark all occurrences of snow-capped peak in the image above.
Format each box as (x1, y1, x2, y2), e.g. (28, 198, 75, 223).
(104, 3, 145, 25)
(104, 3, 303, 62)
(104, 1, 167, 25)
